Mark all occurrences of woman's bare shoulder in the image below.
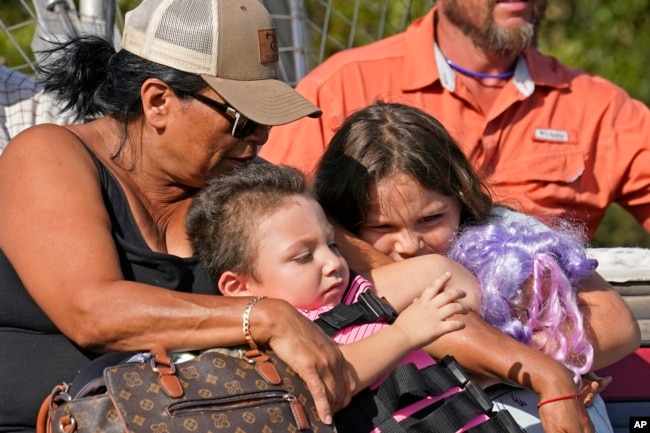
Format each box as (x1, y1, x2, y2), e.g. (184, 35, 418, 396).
(0, 124, 98, 180)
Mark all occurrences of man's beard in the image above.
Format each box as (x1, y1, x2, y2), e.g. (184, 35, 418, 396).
(442, 0, 546, 57)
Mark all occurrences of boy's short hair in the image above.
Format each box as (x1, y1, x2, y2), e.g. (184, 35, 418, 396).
(186, 163, 309, 285)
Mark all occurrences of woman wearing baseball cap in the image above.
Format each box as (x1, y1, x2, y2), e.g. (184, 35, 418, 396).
(0, 1, 349, 431)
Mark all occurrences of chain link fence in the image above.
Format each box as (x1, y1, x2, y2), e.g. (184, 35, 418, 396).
(1, 0, 434, 84)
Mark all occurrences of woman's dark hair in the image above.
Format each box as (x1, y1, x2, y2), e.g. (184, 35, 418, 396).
(35, 35, 206, 152)
(313, 100, 493, 233)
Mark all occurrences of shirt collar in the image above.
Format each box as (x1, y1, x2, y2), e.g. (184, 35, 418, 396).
(402, 8, 440, 92)
(435, 42, 535, 97)
(406, 7, 569, 95)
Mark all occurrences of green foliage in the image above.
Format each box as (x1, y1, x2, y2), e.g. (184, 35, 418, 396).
(540, 0, 650, 106)
(592, 205, 650, 248)
(303, 0, 433, 69)
(0, 0, 35, 70)
(539, 1, 650, 246)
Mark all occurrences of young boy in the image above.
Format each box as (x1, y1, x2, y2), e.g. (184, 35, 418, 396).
(186, 162, 467, 386)
(186, 163, 520, 432)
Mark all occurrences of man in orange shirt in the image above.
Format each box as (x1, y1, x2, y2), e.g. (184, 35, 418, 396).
(260, 0, 650, 239)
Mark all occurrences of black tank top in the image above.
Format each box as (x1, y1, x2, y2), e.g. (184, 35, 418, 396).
(0, 145, 215, 432)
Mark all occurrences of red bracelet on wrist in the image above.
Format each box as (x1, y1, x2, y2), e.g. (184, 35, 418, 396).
(537, 393, 590, 423)
(537, 393, 581, 409)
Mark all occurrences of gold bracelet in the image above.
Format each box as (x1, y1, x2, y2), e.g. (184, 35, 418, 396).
(242, 296, 266, 350)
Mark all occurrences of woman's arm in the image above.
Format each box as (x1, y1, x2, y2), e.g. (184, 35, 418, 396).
(428, 311, 593, 432)
(372, 256, 594, 432)
(333, 219, 393, 272)
(0, 125, 355, 423)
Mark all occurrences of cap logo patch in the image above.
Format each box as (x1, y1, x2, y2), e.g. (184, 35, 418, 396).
(258, 29, 279, 64)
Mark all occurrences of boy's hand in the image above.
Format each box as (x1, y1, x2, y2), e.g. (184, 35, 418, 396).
(393, 272, 468, 348)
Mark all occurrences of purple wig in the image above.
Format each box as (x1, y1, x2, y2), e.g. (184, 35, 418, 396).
(447, 207, 598, 383)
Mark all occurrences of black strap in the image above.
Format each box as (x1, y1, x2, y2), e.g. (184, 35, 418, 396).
(373, 356, 468, 406)
(466, 410, 525, 433)
(314, 291, 398, 336)
(373, 381, 494, 433)
(315, 290, 526, 433)
(335, 355, 525, 433)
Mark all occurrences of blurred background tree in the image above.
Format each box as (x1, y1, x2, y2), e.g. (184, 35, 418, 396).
(2, 0, 649, 247)
(539, 0, 650, 247)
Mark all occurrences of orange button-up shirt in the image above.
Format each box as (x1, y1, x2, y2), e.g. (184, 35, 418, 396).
(260, 8, 650, 238)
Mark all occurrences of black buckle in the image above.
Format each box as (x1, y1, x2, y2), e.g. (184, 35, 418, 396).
(495, 409, 527, 433)
(358, 291, 398, 324)
(440, 355, 469, 387)
(465, 381, 494, 412)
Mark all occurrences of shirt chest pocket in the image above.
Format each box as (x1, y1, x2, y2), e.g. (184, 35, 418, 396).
(487, 131, 585, 186)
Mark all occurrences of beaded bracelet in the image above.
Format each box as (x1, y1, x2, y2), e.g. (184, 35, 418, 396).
(242, 296, 267, 350)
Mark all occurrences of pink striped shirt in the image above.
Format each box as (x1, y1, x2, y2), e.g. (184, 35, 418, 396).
(300, 274, 435, 388)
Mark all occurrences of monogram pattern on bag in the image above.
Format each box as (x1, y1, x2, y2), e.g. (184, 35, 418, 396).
(267, 407, 284, 423)
(124, 371, 143, 387)
(225, 380, 244, 394)
(48, 350, 334, 433)
(212, 413, 230, 428)
(180, 365, 200, 379)
(150, 422, 170, 433)
(183, 418, 199, 431)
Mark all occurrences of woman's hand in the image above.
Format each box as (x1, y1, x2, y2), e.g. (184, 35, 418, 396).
(252, 298, 356, 424)
(534, 368, 595, 433)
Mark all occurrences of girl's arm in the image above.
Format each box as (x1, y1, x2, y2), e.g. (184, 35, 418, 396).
(577, 273, 641, 370)
(368, 254, 482, 313)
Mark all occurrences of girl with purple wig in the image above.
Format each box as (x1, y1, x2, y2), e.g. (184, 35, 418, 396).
(312, 101, 639, 433)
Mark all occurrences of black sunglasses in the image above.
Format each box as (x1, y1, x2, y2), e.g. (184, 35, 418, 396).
(189, 92, 268, 138)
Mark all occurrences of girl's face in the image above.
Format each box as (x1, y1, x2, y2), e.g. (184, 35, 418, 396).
(358, 172, 462, 261)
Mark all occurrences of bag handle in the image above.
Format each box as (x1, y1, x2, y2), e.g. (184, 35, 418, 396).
(36, 383, 69, 433)
(150, 346, 184, 398)
(245, 349, 282, 384)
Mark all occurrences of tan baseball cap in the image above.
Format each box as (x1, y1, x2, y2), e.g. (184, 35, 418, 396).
(121, 0, 321, 126)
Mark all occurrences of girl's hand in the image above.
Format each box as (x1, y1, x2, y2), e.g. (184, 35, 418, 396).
(579, 372, 612, 407)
